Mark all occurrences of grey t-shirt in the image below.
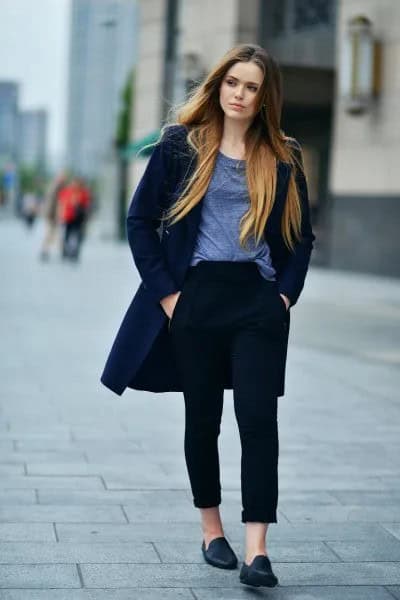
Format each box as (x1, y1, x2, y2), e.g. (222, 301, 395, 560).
(189, 150, 276, 281)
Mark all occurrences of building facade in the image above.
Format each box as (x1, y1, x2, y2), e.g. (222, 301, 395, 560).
(329, 0, 400, 276)
(66, 0, 137, 177)
(17, 109, 48, 171)
(0, 82, 19, 165)
(130, 0, 400, 277)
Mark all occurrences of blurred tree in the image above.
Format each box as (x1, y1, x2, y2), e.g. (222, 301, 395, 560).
(114, 68, 135, 240)
(19, 165, 46, 195)
(115, 69, 134, 149)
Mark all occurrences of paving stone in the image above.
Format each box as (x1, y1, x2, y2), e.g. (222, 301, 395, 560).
(80, 561, 400, 587)
(0, 464, 25, 475)
(0, 451, 87, 463)
(271, 562, 400, 585)
(277, 477, 389, 491)
(155, 540, 339, 563)
(0, 441, 13, 451)
(387, 587, 400, 600)
(326, 538, 400, 561)
(70, 427, 130, 440)
(0, 505, 126, 523)
(0, 564, 80, 588)
(375, 479, 400, 491)
(123, 501, 252, 524)
(53, 522, 400, 546)
(278, 465, 399, 478)
(121, 491, 194, 522)
(16, 440, 139, 452)
(0, 590, 193, 599)
(331, 491, 400, 505)
(280, 504, 400, 523)
(101, 470, 189, 489)
(277, 491, 341, 506)
(55, 522, 203, 543)
(0, 542, 159, 564)
(0, 431, 72, 440)
(7, 419, 66, 427)
(38, 489, 192, 506)
(194, 586, 396, 599)
(0, 476, 104, 489)
(225, 522, 396, 543)
(25, 463, 120, 476)
(0, 490, 36, 505)
(80, 563, 238, 588)
(25, 460, 190, 482)
(0, 523, 55, 542)
(84, 451, 181, 463)
(382, 524, 400, 541)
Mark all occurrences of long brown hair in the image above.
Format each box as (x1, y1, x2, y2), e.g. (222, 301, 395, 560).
(159, 43, 304, 251)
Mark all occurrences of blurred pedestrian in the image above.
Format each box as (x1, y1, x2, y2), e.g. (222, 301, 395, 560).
(39, 172, 67, 261)
(58, 177, 91, 261)
(21, 190, 40, 228)
(101, 43, 315, 588)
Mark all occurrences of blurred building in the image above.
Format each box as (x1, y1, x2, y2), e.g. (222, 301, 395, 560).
(17, 109, 48, 171)
(66, 0, 137, 178)
(329, 1, 399, 277)
(131, 0, 400, 278)
(0, 81, 19, 164)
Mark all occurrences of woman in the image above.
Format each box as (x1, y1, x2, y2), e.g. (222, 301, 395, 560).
(39, 172, 67, 261)
(101, 43, 315, 589)
(58, 177, 91, 261)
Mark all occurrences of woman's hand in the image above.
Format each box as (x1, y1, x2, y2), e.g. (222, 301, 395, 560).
(279, 294, 290, 311)
(160, 291, 181, 320)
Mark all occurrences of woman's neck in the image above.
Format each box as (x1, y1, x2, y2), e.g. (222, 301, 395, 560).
(220, 116, 251, 159)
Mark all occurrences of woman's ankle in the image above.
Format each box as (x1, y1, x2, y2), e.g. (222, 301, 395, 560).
(200, 506, 224, 547)
(245, 548, 268, 564)
(244, 521, 269, 563)
(203, 530, 225, 548)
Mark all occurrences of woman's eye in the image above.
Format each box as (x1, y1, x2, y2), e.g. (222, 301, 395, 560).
(226, 80, 257, 91)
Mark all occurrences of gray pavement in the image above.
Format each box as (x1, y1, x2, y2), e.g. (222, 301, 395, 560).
(1, 216, 400, 599)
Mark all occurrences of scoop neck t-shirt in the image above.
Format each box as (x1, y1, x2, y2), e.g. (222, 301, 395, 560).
(189, 151, 276, 281)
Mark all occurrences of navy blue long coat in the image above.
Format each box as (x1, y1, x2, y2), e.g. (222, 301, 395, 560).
(101, 124, 315, 396)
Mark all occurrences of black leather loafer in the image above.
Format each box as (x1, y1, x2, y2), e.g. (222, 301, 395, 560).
(201, 536, 238, 569)
(239, 554, 279, 587)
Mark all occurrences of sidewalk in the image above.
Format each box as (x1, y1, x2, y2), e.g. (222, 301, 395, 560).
(1, 217, 400, 599)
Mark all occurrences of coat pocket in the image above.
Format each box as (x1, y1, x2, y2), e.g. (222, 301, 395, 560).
(168, 287, 186, 332)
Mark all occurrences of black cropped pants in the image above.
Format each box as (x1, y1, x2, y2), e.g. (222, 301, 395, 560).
(169, 260, 288, 523)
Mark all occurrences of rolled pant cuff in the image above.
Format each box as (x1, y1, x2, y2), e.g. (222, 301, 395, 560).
(241, 509, 277, 523)
(194, 498, 221, 509)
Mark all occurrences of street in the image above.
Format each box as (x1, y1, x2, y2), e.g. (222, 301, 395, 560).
(1, 216, 400, 599)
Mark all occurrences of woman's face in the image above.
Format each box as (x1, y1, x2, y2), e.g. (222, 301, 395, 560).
(219, 61, 264, 122)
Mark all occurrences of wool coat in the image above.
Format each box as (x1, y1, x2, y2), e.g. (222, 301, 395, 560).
(100, 124, 315, 396)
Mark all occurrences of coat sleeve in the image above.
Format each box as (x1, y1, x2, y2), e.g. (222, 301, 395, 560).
(126, 137, 180, 305)
(277, 138, 316, 307)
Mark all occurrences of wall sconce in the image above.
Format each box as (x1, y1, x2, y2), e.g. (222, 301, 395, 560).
(340, 15, 382, 115)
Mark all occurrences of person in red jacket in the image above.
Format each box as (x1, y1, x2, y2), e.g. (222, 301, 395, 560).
(58, 177, 91, 261)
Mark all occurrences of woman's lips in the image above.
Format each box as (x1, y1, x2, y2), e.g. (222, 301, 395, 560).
(229, 104, 245, 110)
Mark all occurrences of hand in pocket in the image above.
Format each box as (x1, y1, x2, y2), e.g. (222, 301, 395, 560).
(160, 291, 182, 319)
(279, 293, 290, 311)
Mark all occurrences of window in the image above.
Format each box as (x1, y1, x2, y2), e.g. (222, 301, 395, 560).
(293, 0, 331, 30)
(271, 0, 287, 37)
